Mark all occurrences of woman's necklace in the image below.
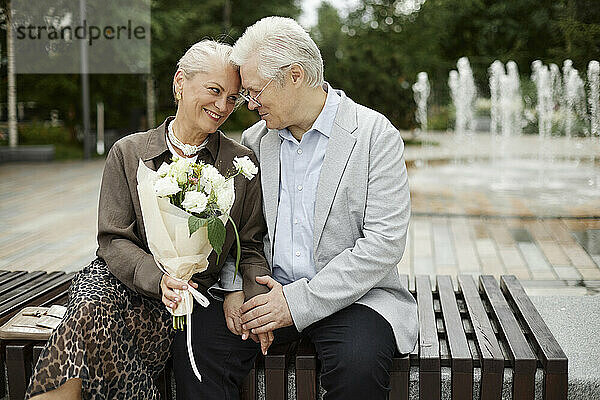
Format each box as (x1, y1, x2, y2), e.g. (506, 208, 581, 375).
(168, 123, 205, 156)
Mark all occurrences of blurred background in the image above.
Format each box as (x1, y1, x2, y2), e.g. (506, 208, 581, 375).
(0, 0, 598, 155)
(0, 0, 599, 294)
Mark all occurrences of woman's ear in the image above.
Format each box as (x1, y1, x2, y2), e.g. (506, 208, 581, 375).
(173, 70, 185, 95)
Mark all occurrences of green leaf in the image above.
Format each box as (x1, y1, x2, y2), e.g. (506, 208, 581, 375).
(207, 217, 226, 256)
(188, 215, 208, 236)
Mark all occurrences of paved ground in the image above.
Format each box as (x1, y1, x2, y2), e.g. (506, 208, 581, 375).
(1, 132, 599, 296)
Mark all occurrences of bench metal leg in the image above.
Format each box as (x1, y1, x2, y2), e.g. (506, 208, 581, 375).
(6, 342, 33, 400)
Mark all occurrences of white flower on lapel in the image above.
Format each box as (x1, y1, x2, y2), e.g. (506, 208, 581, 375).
(233, 156, 258, 180)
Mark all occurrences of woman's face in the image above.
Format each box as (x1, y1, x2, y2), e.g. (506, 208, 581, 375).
(175, 63, 241, 134)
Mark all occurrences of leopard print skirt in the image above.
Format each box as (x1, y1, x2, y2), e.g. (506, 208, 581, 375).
(25, 258, 174, 399)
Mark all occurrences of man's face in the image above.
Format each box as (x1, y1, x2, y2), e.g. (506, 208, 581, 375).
(240, 59, 295, 130)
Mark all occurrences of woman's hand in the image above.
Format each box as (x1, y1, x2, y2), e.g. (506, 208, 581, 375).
(160, 274, 198, 310)
(224, 291, 245, 335)
(224, 291, 274, 354)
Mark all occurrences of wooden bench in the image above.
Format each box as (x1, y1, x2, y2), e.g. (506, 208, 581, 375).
(0, 270, 75, 399)
(240, 274, 568, 400)
(3, 274, 567, 400)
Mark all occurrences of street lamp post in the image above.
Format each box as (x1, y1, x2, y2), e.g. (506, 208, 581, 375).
(79, 0, 91, 160)
(7, 1, 17, 148)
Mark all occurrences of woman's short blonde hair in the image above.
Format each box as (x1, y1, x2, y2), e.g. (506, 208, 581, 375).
(173, 40, 239, 102)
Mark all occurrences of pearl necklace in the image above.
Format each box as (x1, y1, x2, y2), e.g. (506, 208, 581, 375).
(168, 123, 206, 156)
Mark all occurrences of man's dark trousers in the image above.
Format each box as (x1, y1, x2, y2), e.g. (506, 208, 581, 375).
(172, 302, 396, 400)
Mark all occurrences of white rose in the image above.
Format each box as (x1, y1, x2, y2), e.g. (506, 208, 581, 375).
(170, 157, 194, 185)
(181, 191, 208, 214)
(157, 162, 170, 177)
(215, 179, 235, 213)
(154, 176, 181, 197)
(199, 164, 226, 193)
(233, 156, 258, 180)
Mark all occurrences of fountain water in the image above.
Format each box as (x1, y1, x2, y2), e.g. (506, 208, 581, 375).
(587, 61, 599, 138)
(506, 62, 523, 137)
(412, 72, 430, 132)
(489, 60, 523, 138)
(531, 60, 553, 138)
(489, 60, 504, 137)
(410, 58, 600, 217)
(564, 64, 587, 138)
(549, 64, 562, 118)
(449, 57, 476, 136)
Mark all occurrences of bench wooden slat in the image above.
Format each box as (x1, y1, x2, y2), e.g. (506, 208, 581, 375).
(264, 341, 294, 400)
(0, 272, 73, 325)
(0, 271, 40, 296)
(500, 275, 568, 400)
(458, 275, 503, 400)
(0, 271, 26, 285)
(416, 275, 440, 400)
(479, 275, 537, 399)
(241, 361, 257, 400)
(295, 336, 318, 400)
(0, 272, 53, 304)
(391, 274, 411, 400)
(6, 342, 33, 400)
(437, 275, 472, 400)
(0, 271, 12, 279)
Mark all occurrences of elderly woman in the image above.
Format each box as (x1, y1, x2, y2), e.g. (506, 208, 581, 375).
(26, 40, 271, 400)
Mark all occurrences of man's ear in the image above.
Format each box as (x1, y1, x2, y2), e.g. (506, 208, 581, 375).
(289, 64, 305, 87)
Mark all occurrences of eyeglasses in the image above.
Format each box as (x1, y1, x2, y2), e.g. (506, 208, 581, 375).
(238, 77, 275, 108)
(238, 64, 293, 107)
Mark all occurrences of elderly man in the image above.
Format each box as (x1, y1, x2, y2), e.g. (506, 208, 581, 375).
(218, 16, 418, 400)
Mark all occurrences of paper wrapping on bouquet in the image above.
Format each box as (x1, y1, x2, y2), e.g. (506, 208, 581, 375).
(136, 159, 232, 382)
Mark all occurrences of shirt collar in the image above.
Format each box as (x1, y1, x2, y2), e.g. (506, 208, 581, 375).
(278, 82, 341, 142)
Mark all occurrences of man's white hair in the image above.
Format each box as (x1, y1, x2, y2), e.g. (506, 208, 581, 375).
(173, 40, 238, 102)
(230, 16, 324, 88)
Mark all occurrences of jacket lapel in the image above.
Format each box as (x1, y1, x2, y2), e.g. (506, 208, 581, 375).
(313, 96, 358, 251)
(259, 130, 282, 244)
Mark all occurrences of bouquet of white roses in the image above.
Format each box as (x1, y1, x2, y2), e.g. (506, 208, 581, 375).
(136, 155, 257, 380)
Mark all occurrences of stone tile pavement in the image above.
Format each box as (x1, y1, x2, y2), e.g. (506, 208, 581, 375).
(1, 153, 599, 296)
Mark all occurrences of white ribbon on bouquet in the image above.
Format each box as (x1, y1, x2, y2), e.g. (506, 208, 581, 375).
(136, 159, 231, 382)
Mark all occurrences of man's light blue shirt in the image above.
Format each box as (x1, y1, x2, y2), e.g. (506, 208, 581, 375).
(272, 83, 341, 285)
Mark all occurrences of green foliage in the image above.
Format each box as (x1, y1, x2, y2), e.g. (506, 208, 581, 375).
(16, 122, 72, 145)
(1, 0, 598, 139)
(150, 0, 300, 131)
(311, 0, 597, 130)
(188, 215, 208, 236)
(206, 217, 226, 257)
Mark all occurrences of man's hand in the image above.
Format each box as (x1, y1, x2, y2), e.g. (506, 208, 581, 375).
(224, 291, 274, 355)
(160, 274, 198, 310)
(240, 276, 293, 334)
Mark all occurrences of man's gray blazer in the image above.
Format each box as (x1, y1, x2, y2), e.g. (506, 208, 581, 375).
(241, 88, 418, 354)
